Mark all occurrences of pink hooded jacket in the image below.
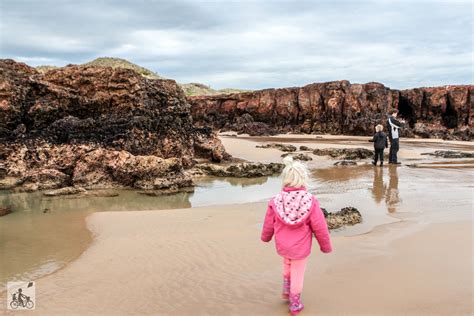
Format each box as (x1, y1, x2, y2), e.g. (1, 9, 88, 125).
(261, 186, 332, 259)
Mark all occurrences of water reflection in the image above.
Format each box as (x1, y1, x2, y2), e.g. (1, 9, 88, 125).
(369, 166, 401, 213)
(0, 176, 281, 288)
(0, 190, 193, 214)
(191, 176, 280, 205)
(313, 164, 402, 213)
(204, 176, 269, 187)
(386, 166, 401, 213)
(371, 167, 385, 203)
(311, 165, 373, 183)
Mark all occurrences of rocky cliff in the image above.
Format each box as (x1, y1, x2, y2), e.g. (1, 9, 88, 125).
(189, 81, 472, 140)
(0, 59, 228, 191)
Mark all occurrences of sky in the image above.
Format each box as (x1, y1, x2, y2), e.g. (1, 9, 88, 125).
(0, 0, 472, 90)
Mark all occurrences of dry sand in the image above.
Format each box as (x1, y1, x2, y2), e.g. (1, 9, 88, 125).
(1, 134, 472, 315)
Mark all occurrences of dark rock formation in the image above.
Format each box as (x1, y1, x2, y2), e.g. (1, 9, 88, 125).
(321, 206, 362, 229)
(0, 59, 229, 191)
(188, 81, 472, 140)
(194, 162, 284, 177)
(312, 148, 373, 160)
(421, 150, 474, 158)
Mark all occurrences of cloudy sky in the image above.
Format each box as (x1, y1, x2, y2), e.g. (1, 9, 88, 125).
(1, 0, 472, 89)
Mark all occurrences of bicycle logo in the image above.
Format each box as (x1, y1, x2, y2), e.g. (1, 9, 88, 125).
(7, 281, 35, 310)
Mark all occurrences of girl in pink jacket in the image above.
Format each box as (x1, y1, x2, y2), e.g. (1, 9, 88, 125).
(261, 156, 332, 315)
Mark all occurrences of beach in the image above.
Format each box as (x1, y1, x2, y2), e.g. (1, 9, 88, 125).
(1, 135, 473, 315)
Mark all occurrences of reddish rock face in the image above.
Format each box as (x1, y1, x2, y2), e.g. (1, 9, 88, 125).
(188, 82, 472, 140)
(0, 59, 229, 191)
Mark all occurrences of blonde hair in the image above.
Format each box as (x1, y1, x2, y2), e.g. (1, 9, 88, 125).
(375, 124, 383, 132)
(281, 156, 309, 188)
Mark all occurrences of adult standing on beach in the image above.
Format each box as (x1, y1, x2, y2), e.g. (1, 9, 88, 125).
(386, 109, 405, 164)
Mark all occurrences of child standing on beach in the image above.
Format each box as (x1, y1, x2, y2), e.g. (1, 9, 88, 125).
(372, 124, 388, 166)
(261, 156, 332, 315)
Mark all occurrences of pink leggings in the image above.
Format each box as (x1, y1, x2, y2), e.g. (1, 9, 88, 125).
(282, 256, 308, 294)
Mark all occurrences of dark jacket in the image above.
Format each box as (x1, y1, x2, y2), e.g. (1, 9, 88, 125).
(386, 116, 403, 140)
(373, 131, 388, 149)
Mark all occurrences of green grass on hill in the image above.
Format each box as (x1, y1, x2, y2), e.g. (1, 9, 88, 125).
(180, 83, 250, 96)
(84, 57, 162, 79)
(35, 65, 59, 73)
(35, 57, 250, 96)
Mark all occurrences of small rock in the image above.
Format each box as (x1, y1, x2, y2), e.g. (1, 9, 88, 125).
(43, 186, 87, 196)
(334, 160, 357, 166)
(0, 177, 21, 190)
(0, 165, 7, 179)
(196, 162, 284, 177)
(281, 153, 313, 161)
(313, 148, 373, 160)
(321, 207, 329, 218)
(256, 143, 297, 152)
(62, 190, 120, 199)
(84, 191, 119, 198)
(421, 150, 474, 159)
(138, 187, 195, 196)
(323, 206, 362, 229)
(24, 169, 70, 190)
(299, 146, 314, 151)
(0, 206, 12, 217)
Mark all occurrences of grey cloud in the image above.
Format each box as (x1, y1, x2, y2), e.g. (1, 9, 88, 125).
(1, 0, 472, 90)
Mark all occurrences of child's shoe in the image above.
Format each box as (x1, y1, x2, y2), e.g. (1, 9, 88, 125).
(371, 161, 376, 166)
(282, 277, 290, 300)
(289, 293, 304, 315)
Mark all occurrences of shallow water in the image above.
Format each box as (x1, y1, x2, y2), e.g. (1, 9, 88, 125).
(1, 162, 473, 289)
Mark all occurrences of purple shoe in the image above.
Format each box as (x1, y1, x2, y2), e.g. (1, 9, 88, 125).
(289, 293, 304, 315)
(282, 277, 290, 300)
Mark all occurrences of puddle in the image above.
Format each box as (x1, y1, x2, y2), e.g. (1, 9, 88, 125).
(1, 163, 472, 288)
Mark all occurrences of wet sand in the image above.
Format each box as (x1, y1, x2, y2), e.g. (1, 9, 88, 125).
(0, 134, 473, 315)
(221, 134, 474, 165)
(0, 206, 471, 315)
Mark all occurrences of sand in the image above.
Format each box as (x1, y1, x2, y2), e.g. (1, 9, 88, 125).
(1, 204, 471, 315)
(220, 134, 474, 164)
(1, 134, 472, 315)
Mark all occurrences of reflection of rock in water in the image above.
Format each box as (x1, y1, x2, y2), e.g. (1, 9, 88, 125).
(385, 166, 400, 213)
(0, 190, 193, 214)
(195, 176, 270, 189)
(219, 177, 269, 187)
(371, 167, 386, 204)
